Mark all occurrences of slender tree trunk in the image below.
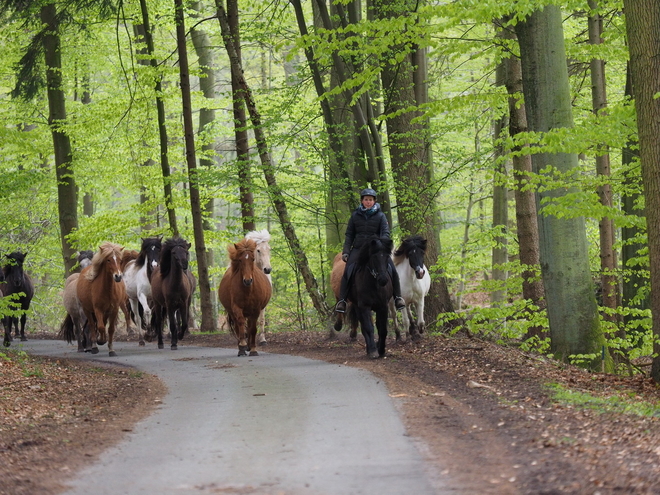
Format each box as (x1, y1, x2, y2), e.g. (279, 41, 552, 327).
(139, 0, 178, 235)
(620, 65, 648, 342)
(491, 112, 509, 306)
(216, 1, 330, 317)
(174, 0, 216, 332)
(226, 0, 255, 233)
(190, 2, 217, 270)
(588, 1, 618, 326)
(515, 6, 608, 368)
(41, 4, 78, 276)
(499, 18, 545, 339)
(622, 0, 660, 381)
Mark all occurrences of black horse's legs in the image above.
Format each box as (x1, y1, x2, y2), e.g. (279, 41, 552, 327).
(19, 314, 27, 341)
(358, 308, 378, 359)
(375, 308, 388, 357)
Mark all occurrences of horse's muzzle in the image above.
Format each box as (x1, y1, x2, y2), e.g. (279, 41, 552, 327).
(263, 267, 272, 275)
(243, 278, 253, 287)
(415, 267, 425, 280)
(114, 274, 123, 283)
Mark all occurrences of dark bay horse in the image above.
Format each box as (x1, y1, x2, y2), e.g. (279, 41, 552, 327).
(150, 237, 195, 350)
(218, 239, 272, 356)
(1, 252, 34, 347)
(392, 236, 431, 342)
(77, 243, 126, 356)
(344, 236, 394, 359)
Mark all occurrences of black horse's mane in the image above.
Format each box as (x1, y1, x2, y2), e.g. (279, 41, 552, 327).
(136, 236, 162, 269)
(393, 235, 427, 258)
(357, 236, 393, 265)
(160, 237, 189, 278)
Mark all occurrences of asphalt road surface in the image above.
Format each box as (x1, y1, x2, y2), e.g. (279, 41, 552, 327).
(22, 339, 448, 495)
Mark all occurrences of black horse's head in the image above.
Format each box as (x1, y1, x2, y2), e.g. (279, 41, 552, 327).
(138, 236, 163, 276)
(160, 237, 190, 277)
(358, 236, 393, 287)
(394, 235, 427, 279)
(5, 252, 26, 287)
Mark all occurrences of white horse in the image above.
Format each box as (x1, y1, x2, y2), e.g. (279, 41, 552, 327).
(122, 236, 162, 346)
(245, 229, 272, 345)
(391, 236, 431, 342)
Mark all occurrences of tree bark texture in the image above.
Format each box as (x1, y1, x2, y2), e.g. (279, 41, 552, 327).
(139, 0, 178, 236)
(216, 1, 330, 317)
(499, 19, 546, 339)
(515, 6, 607, 367)
(174, 0, 216, 332)
(41, 4, 78, 276)
(622, 0, 660, 381)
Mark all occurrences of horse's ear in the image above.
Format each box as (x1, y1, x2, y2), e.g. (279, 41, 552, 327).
(187, 242, 192, 249)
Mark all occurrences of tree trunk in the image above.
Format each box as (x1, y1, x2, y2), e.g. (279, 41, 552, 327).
(491, 112, 509, 306)
(499, 18, 545, 339)
(139, 0, 178, 236)
(372, 0, 456, 325)
(515, 6, 608, 368)
(226, 0, 255, 233)
(216, 1, 330, 318)
(190, 1, 217, 271)
(588, 1, 618, 326)
(622, 0, 660, 381)
(41, 4, 78, 276)
(174, 0, 216, 332)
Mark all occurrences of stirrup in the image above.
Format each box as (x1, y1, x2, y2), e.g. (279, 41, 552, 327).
(394, 296, 406, 311)
(335, 300, 347, 313)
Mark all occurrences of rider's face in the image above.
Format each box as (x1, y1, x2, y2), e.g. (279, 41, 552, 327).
(361, 196, 376, 208)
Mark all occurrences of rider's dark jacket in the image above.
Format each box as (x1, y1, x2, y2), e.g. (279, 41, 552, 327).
(342, 203, 390, 262)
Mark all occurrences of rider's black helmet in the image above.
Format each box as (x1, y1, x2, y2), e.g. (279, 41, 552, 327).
(360, 188, 378, 200)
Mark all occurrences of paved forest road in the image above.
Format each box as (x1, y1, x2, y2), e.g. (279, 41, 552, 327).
(22, 340, 447, 495)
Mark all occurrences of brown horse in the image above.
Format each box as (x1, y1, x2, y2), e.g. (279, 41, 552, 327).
(150, 237, 195, 350)
(76, 242, 126, 356)
(1, 252, 34, 347)
(218, 239, 272, 356)
(330, 253, 359, 340)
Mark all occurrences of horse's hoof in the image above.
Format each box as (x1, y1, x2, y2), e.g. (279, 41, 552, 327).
(3, 341, 10, 348)
(237, 346, 247, 357)
(334, 321, 343, 332)
(249, 350, 259, 356)
(139, 341, 145, 346)
(171, 345, 178, 350)
(91, 348, 99, 355)
(368, 350, 379, 359)
(158, 344, 164, 349)
(258, 340, 267, 346)
(97, 339, 106, 346)
(109, 351, 117, 357)
(20, 336, 28, 342)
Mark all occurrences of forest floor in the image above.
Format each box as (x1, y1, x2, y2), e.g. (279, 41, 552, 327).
(1, 327, 660, 494)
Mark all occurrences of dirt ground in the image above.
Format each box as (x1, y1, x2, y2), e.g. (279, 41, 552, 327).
(2, 327, 660, 495)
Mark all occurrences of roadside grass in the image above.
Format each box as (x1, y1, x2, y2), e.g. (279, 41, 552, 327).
(546, 382, 660, 417)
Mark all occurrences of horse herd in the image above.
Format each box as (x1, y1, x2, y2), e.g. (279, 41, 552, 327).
(2, 232, 430, 360)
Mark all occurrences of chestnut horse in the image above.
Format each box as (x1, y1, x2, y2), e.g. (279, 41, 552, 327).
(150, 237, 195, 350)
(218, 239, 272, 356)
(1, 252, 34, 347)
(77, 242, 126, 356)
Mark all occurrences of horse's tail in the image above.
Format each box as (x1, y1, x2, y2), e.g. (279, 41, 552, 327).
(58, 314, 75, 343)
(226, 314, 239, 339)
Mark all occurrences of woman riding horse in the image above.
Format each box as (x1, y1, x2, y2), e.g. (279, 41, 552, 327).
(335, 188, 405, 314)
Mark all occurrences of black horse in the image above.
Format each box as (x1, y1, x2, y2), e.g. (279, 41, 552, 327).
(1, 252, 34, 347)
(345, 236, 394, 359)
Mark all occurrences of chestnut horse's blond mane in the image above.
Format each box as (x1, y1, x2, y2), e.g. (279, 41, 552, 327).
(84, 242, 123, 281)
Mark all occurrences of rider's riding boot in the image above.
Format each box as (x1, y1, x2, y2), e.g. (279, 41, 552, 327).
(335, 265, 353, 313)
(335, 299, 347, 313)
(394, 296, 406, 311)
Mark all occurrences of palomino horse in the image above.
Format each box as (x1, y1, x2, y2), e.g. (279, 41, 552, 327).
(1, 252, 34, 347)
(58, 250, 111, 351)
(76, 242, 126, 356)
(245, 229, 272, 345)
(344, 236, 393, 359)
(330, 253, 359, 340)
(123, 236, 162, 346)
(218, 239, 272, 356)
(150, 237, 195, 350)
(392, 236, 431, 342)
